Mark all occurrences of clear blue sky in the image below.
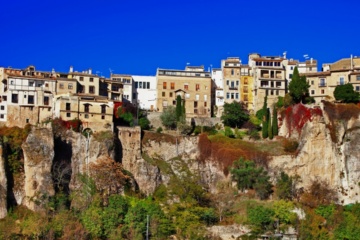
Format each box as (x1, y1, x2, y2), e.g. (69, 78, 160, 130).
(1, 0, 359, 77)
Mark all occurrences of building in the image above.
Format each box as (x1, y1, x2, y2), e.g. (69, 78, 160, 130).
(156, 66, 212, 118)
(305, 55, 360, 104)
(132, 75, 157, 111)
(67, 67, 103, 96)
(249, 53, 287, 111)
(222, 57, 241, 104)
(211, 68, 224, 116)
(110, 74, 135, 104)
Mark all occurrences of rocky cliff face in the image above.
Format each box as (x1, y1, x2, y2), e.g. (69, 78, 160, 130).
(22, 126, 55, 212)
(119, 128, 227, 195)
(0, 145, 7, 218)
(272, 103, 360, 204)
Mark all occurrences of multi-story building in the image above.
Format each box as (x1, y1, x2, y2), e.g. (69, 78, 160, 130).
(239, 65, 254, 112)
(306, 55, 360, 103)
(222, 57, 241, 104)
(132, 75, 157, 111)
(110, 74, 135, 104)
(67, 67, 102, 96)
(249, 53, 287, 111)
(156, 66, 212, 118)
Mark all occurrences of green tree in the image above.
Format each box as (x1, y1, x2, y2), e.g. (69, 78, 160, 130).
(288, 67, 310, 103)
(102, 195, 130, 236)
(221, 101, 249, 128)
(272, 105, 278, 136)
(275, 171, 293, 200)
(176, 95, 183, 121)
(262, 96, 268, 138)
(268, 108, 273, 140)
(117, 107, 134, 126)
(334, 83, 360, 103)
(160, 106, 177, 129)
(247, 205, 275, 234)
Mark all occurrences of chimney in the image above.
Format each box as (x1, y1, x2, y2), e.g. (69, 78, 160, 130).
(69, 66, 73, 73)
(52, 68, 55, 74)
(88, 68, 92, 75)
(310, 58, 313, 64)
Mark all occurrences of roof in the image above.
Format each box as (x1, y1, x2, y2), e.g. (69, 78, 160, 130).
(301, 72, 331, 77)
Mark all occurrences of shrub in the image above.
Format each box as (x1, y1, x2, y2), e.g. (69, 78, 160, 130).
(156, 127, 163, 133)
(283, 139, 299, 153)
(224, 126, 235, 138)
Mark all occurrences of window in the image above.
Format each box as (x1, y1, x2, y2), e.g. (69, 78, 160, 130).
(66, 103, 71, 111)
(29, 81, 34, 87)
(357, 76, 360, 81)
(80, 77, 84, 81)
(171, 82, 175, 90)
(204, 95, 207, 101)
(321, 89, 325, 94)
(311, 90, 315, 95)
(101, 115, 105, 119)
(44, 96, 49, 105)
(173, 100, 176, 105)
(3, 96, 6, 101)
(59, 83, 64, 89)
(184, 84, 189, 90)
(194, 109, 198, 114)
(85, 114, 89, 119)
(84, 104, 90, 113)
(12, 94, 18, 103)
(244, 94, 248, 101)
(226, 80, 229, 86)
(196, 84, 200, 91)
(231, 69, 234, 75)
(236, 81, 239, 86)
(311, 80, 314, 85)
(169, 92, 173, 97)
(162, 92, 165, 97)
(139, 82, 143, 88)
(289, 74, 293, 79)
(339, 77, 345, 85)
(226, 93, 230, 99)
(319, 78, 326, 87)
(163, 82, 167, 89)
(231, 93, 234, 99)
(26, 119, 29, 123)
(135, 82, 138, 88)
(45, 83, 49, 87)
(89, 77, 94, 82)
(0, 106, 4, 110)
(101, 105, 106, 114)
(28, 96, 34, 104)
(195, 94, 199, 100)
(10, 81, 14, 85)
(204, 102, 207, 107)
(235, 93, 239, 99)
(194, 101, 198, 108)
(66, 113, 71, 118)
(0, 114, 3, 119)
(68, 83, 73, 89)
(185, 93, 190, 99)
(147, 82, 150, 89)
(89, 86, 95, 94)
(133, 93, 136, 99)
(244, 77, 248, 84)
(356, 86, 360, 92)
(290, 66, 293, 70)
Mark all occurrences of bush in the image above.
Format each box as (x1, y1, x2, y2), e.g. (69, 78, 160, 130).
(156, 127, 163, 133)
(224, 126, 235, 138)
(283, 139, 299, 153)
(138, 117, 150, 130)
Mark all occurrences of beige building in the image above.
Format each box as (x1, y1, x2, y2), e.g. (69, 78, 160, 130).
(249, 53, 287, 111)
(67, 67, 103, 96)
(110, 74, 134, 104)
(156, 66, 212, 118)
(305, 56, 360, 103)
(222, 57, 241, 104)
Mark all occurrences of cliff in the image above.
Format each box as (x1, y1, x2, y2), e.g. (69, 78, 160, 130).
(0, 144, 6, 218)
(272, 102, 360, 204)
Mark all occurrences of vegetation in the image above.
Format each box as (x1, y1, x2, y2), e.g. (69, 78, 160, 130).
(272, 106, 278, 136)
(221, 101, 249, 128)
(333, 83, 360, 103)
(261, 96, 268, 138)
(117, 106, 134, 126)
(288, 66, 310, 103)
(160, 106, 177, 129)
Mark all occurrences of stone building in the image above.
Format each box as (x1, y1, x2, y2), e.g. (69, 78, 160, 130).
(156, 66, 212, 118)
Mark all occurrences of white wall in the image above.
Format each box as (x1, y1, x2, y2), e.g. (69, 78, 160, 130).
(132, 75, 157, 111)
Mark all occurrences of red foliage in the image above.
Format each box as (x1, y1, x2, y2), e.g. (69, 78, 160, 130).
(198, 133, 212, 162)
(283, 104, 323, 136)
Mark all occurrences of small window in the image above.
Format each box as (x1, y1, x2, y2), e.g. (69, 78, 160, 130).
(68, 83, 73, 89)
(66, 103, 71, 111)
(184, 84, 189, 90)
(204, 102, 207, 107)
(101, 105, 106, 114)
(80, 77, 84, 81)
(162, 92, 165, 97)
(170, 92, 173, 97)
(59, 83, 64, 89)
(45, 83, 49, 87)
(356, 86, 360, 92)
(321, 89, 325, 94)
(163, 82, 167, 89)
(0, 114, 3, 119)
(101, 115, 105, 119)
(85, 114, 89, 119)
(12, 94, 18, 103)
(66, 113, 71, 118)
(0, 106, 4, 110)
(311, 90, 315, 95)
(196, 84, 200, 91)
(28, 96, 34, 104)
(147, 82, 150, 89)
(357, 76, 360, 81)
(44, 96, 49, 106)
(171, 82, 175, 90)
(89, 77, 94, 82)
(89, 86, 95, 94)
(26, 119, 29, 123)
(231, 69, 234, 75)
(194, 101, 198, 108)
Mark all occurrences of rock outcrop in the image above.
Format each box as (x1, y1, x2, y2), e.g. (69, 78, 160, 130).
(0, 144, 7, 218)
(272, 103, 360, 204)
(22, 126, 55, 212)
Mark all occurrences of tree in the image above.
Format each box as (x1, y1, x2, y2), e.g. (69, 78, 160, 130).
(247, 205, 275, 234)
(117, 107, 134, 126)
(334, 83, 360, 103)
(272, 105, 278, 136)
(176, 95, 183, 121)
(288, 67, 310, 103)
(268, 108, 273, 140)
(221, 101, 249, 128)
(275, 171, 294, 200)
(262, 96, 268, 138)
(160, 106, 177, 129)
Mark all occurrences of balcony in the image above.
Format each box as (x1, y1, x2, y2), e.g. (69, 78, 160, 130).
(228, 86, 238, 90)
(318, 83, 327, 87)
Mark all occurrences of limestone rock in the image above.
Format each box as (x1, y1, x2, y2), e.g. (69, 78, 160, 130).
(22, 126, 55, 212)
(0, 144, 7, 218)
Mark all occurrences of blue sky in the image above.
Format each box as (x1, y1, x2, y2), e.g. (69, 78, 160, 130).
(1, 0, 359, 77)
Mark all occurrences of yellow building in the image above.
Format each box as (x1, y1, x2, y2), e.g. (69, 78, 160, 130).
(156, 66, 212, 118)
(240, 75, 254, 112)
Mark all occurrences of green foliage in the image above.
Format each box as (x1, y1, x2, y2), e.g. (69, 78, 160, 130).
(224, 126, 235, 138)
(193, 126, 217, 135)
(117, 107, 134, 126)
(283, 93, 294, 107)
(176, 95, 183, 121)
(261, 96, 268, 139)
(231, 158, 272, 199)
(221, 101, 249, 128)
(160, 106, 177, 129)
(334, 203, 360, 240)
(102, 195, 130, 236)
(276, 96, 284, 108)
(268, 109, 273, 140)
(272, 106, 278, 136)
(288, 67, 310, 103)
(334, 83, 360, 103)
(275, 171, 294, 200)
(247, 205, 275, 234)
(315, 204, 335, 221)
(139, 117, 151, 130)
(249, 114, 262, 128)
(156, 126, 163, 133)
(273, 200, 297, 225)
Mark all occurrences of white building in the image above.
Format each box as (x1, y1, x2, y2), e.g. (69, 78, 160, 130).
(132, 75, 157, 111)
(211, 68, 224, 116)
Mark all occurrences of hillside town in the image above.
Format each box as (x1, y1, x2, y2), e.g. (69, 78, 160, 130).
(1, 53, 359, 132)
